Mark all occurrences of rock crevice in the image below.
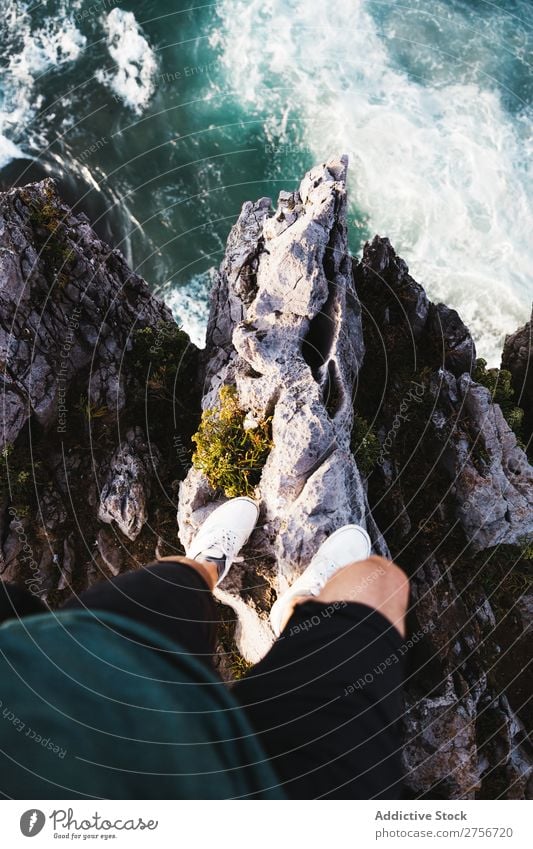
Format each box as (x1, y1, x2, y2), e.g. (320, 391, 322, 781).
(178, 157, 386, 660)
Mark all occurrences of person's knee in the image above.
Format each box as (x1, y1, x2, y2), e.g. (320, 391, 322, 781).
(364, 556, 410, 600)
(316, 555, 410, 636)
(318, 555, 409, 597)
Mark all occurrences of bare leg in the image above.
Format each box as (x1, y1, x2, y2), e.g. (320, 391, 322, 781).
(234, 554, 410, 798)
(279, 555, 409, 636)
(315, 556, 409, 636)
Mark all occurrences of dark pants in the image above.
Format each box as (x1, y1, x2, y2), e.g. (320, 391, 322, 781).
(0, 565, 405, 799)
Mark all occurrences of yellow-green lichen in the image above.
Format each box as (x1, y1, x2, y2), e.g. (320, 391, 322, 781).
(192, 385, 272, 497)
(351, 413, 381, 476)
(473, 358, 524, 440)
(0, 442, 41, 513)
(27, 186, 75, 289)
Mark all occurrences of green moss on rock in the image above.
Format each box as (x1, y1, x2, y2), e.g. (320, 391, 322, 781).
(192, 385, 272, 497)
(26, 184, 76, 289)
(0, 442, 42, 514)
(129, 321, 200, 472)
(351, 413, 381, 476)
(466, 542, 533, 622)
(473, 358, 524, 440)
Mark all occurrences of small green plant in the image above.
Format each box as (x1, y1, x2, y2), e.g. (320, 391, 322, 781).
(216, 604, 254, 681)
(470, 543, 533, 621)
(517, 537, 533, 562)
(127, 321, 200, 480)
(192, 385, 272, 497)
(27, 184, 76, 289)
(351, 414, 381, 476)
(473, 359, 524, 439)
(76, 395, 108, 420)
(224, 647, 254, 680)
(131, 322, 193, 401)
(0, 442, 41, 508)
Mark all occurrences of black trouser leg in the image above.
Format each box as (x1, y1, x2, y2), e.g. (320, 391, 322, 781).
(63, 562, 220, 667)
(233, 600, 406, 799)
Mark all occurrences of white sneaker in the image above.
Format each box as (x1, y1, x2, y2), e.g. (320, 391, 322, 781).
(186, 497, 259, 585)
(269, 524, 372, 636)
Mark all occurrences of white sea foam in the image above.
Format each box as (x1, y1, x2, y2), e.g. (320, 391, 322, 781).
(0, 1, 86, 163)
(8, 16, 86, 81)
(96, 8, 158, 116)
(164, 270, 214, 349)
(213, 0, 533, 362)
(0, 135, 25, 169)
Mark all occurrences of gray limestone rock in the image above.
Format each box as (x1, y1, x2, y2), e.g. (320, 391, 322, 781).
(178, 157, 388, 658)
(356, 233, 533, 799)
(0, 179, 171, 449)
(0, 179, 190, 596)
(98, 427, 160, 541)
(429, 370, 533, 550)
(502, 307, 533, 444)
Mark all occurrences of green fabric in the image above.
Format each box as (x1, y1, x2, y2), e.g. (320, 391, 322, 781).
(0, 610, 284, 799)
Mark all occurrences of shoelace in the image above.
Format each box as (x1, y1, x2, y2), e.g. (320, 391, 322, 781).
(219, 529, 242, 564)
(194, 528, 243, 566)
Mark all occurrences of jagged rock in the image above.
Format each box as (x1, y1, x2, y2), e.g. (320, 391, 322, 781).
(98, 427, 160, 541)
(0, 179, 196, 600)
(517, 593, 533, 633)
(358, 234, 430, 340)
(179, 156, 388, 659)
(485, 695, 533, 800)
(403, 554, 533, 798)
(502, 307, 533, 444)
(0, 513, 31, 584)
(36, 548, 57, 595)
(357, 235, 476, 374)
(97, 527, 124, 576)
(430, 371, 533, 550)
(403, 687, 482, 799)
(402, 555, 483, 798)
(40, 489, 68, 534)
(405, 687, 533, 799)
(0, 179, 171, 448)
(356, 236, 532, 551)
(426, 303, 477, 376)
(356, 233, 533, 798)
(57, 534, 76, 591)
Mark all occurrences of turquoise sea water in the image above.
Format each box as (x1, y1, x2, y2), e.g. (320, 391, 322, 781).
(0, 0, 532, 360)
